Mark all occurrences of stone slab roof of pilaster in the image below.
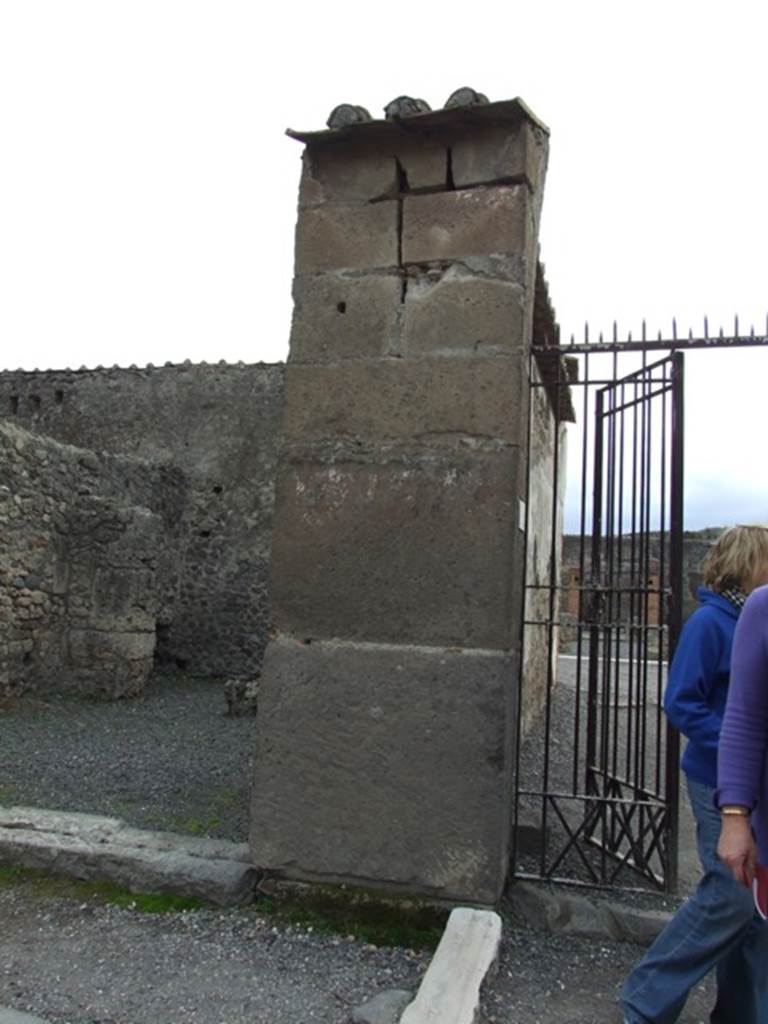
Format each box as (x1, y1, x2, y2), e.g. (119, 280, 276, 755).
(533, 262, 577, 424)
(286, 97, 549, 147)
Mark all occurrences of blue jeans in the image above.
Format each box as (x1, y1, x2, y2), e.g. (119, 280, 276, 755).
(620, 777, 768, 1024)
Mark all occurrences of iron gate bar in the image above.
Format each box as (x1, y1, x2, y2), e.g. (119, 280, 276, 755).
(604, 801, 669, 886)
(572, 346, 592, 794)
(640, 357, 652, 837)
(539, 339, 566, 880)
(544, 795, 604, 881)
(665, 353, 685, 890)
(517, 789, 668, 805)
(656, 362, 669, 799)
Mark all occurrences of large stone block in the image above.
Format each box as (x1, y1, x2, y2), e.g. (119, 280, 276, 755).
(299, 143, 399, 206)
(295, 202, 399, 273)
(402, 187, 531, 266)
(451, 121, 548, 193)
(289, 272, 401, 363)
(402, 266, 528, 357)
(396, 136, 448, 191)
(269, 448, 523, 649)
(298, 137, 449, 207)
(280, 356, 526, 446)
(250, 636, 517, 903)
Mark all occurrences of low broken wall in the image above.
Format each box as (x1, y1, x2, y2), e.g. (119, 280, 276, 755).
(0, 362, 284, 678)
(0, 422, 182, 698)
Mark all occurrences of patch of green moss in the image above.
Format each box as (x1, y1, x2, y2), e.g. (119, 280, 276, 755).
(215, 786, 242, 808)
(166, 814, 223, 835)
(158, 785, 244, 837)
(0, 865, 206, 914)
(0, 868, 447, 948)
(255, 883, 448, 950)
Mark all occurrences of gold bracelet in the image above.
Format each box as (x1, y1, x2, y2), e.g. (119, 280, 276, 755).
(721, 806, 749, 817)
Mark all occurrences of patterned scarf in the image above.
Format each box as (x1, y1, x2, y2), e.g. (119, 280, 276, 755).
(721, 586, 747, 611)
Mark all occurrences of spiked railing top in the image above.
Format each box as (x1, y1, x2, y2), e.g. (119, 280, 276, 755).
(560, 314, 768, 353)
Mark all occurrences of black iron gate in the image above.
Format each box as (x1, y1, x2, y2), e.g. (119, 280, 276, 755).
(514, 306, 768, 892)
(582, 354, 684, 888)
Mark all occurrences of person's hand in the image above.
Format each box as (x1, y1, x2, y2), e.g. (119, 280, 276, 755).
(718, 814, 757, 887)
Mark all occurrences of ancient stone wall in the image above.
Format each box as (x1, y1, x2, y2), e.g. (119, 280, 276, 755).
(0, 422, 183, 698)
(0, 362, 283, 678)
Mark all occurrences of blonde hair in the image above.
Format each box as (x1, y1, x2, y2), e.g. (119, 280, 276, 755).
(702, 525, 768, 594)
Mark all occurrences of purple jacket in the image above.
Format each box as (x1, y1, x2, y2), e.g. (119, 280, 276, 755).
(717, 584, 768, 863)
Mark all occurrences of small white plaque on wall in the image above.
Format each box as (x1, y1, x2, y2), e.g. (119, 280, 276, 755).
(518, 499, 526, 531)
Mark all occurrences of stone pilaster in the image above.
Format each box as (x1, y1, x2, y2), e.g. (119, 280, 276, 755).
(251, 98, 549, 902)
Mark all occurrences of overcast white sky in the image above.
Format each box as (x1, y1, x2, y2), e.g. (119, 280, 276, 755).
(1, 0, 766, 528)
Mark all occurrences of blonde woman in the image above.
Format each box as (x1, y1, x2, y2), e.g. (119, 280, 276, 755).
(620, 525, 768, 1024)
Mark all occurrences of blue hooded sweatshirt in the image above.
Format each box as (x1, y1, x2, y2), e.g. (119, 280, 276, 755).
(663, 587, 740, 788)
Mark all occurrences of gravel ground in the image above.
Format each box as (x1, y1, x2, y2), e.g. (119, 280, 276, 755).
(0, 877, 429, 1024)
(0, 672, 714, 1023)
(0, 877, 717, 1024)
(482, 929, 714, 1024)
(0, 675, 254, 842)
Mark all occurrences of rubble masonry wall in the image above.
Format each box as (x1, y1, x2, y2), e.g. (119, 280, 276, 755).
(0, 362, 284, 679)
(0, 421, 184, 697)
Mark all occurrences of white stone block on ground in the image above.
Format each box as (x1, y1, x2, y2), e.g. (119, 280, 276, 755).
(399, 907, 501, 1024)
(351, 989, 413, 1024)
(0, 1010, 51, 1024)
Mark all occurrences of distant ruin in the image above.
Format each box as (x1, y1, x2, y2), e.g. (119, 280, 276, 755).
(559, 529, 720, 652)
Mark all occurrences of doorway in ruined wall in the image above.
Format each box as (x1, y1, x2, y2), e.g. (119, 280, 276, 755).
(514, 327, 768, 892)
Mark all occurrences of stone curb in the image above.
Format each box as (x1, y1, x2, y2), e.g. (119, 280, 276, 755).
(0, 807, 672, 946)
(505, 881, 672, 946)
(0, 806, 257, 907)
(399, 907, 502, 1024)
